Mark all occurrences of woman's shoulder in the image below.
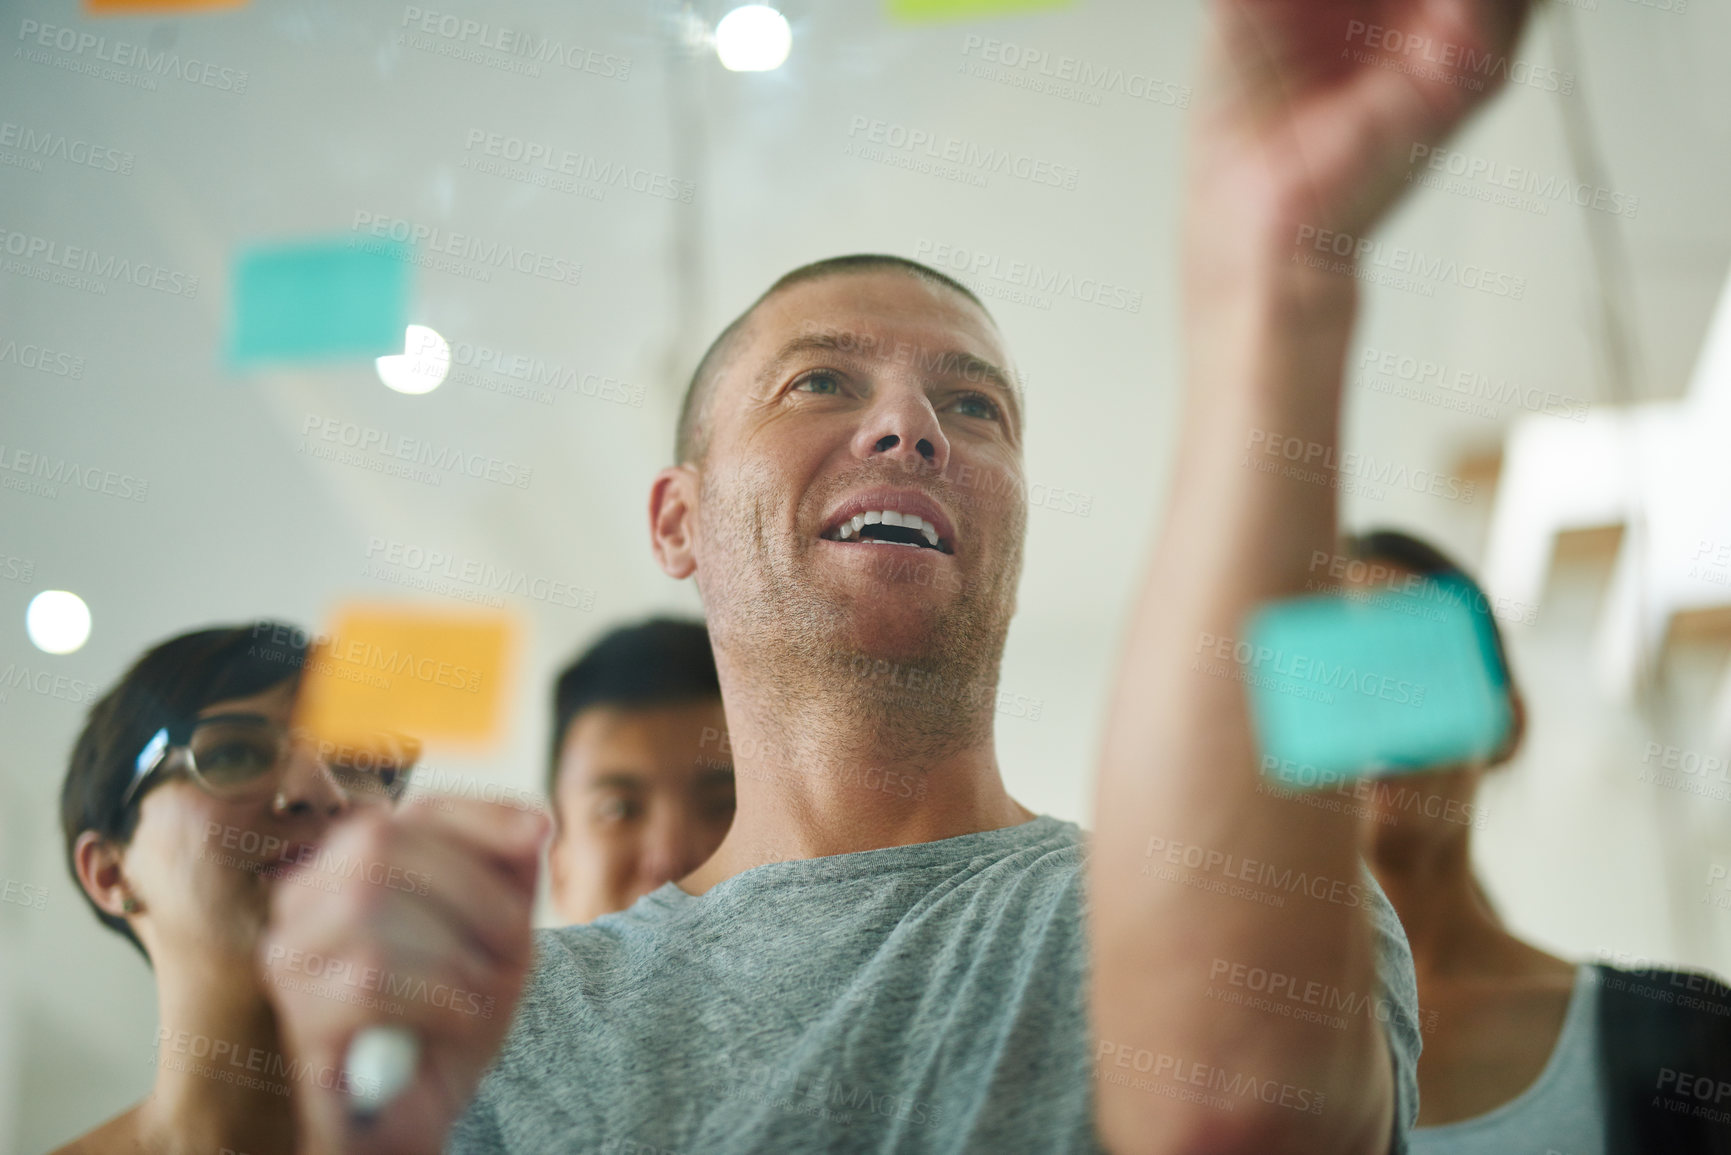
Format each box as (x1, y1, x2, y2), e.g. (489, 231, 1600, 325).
(46, 1102, 144, 1155)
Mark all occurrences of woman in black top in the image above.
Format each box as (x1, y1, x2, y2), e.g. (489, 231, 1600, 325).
(1340, 529, 1731, 1155)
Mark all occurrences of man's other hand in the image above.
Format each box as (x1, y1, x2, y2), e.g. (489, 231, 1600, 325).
(260, 797, 548, 1154)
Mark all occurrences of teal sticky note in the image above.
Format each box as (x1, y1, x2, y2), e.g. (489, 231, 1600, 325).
(1243, 575, 1512, 785)
(228, 236, 410, 366)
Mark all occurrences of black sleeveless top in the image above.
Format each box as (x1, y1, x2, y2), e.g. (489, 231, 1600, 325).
(1596, 964, 1731, 1153)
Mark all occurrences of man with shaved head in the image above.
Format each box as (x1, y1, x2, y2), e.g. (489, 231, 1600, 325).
(661, 253, 1031, 820)
(263, 2, 1538, 1152)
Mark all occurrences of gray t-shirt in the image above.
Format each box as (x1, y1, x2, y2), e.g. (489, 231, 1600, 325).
(1409, 964, 1605, 1155)
(451, 814, 1420, 1153)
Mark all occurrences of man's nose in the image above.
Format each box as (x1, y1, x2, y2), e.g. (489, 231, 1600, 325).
(851, 386, 950, 476)
(639, 805, 706, 886)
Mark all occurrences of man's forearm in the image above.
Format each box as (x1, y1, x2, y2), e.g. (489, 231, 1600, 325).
(1090, 240, 1394, 1155)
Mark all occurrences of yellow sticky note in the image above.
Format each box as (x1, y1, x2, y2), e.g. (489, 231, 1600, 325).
(888, 0, 1071, 21)
(85, 0, 247, 12)
(294, 605, 515, 753)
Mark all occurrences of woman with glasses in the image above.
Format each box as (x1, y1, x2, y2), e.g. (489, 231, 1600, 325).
(52, 622, 418, 1155)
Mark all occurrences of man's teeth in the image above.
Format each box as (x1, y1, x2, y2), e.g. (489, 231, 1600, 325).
(834, 511, 942, 548)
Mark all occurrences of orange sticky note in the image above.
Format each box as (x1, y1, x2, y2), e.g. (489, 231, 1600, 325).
(294, 605, 515, 753)
(85, 0, 246, 12)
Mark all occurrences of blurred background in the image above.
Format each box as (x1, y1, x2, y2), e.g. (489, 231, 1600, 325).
(2, 0, 1729, 1149)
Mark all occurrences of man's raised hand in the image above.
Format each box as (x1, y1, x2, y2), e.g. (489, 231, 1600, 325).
(1192, 0, 1535, 256)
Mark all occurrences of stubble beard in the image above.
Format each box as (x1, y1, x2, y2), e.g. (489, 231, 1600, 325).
(695, 461, 1023, 760)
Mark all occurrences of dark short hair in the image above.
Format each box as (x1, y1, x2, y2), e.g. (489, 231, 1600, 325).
(1342, 529, 1521, 759)
(59, 622, 308, 960)
(547, 618, 721, 798)
(1341, 530, 1512, 676)
(674, 254, 990, 466)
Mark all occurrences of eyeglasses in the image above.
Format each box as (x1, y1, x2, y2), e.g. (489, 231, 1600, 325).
(123, 713, 420, 809)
